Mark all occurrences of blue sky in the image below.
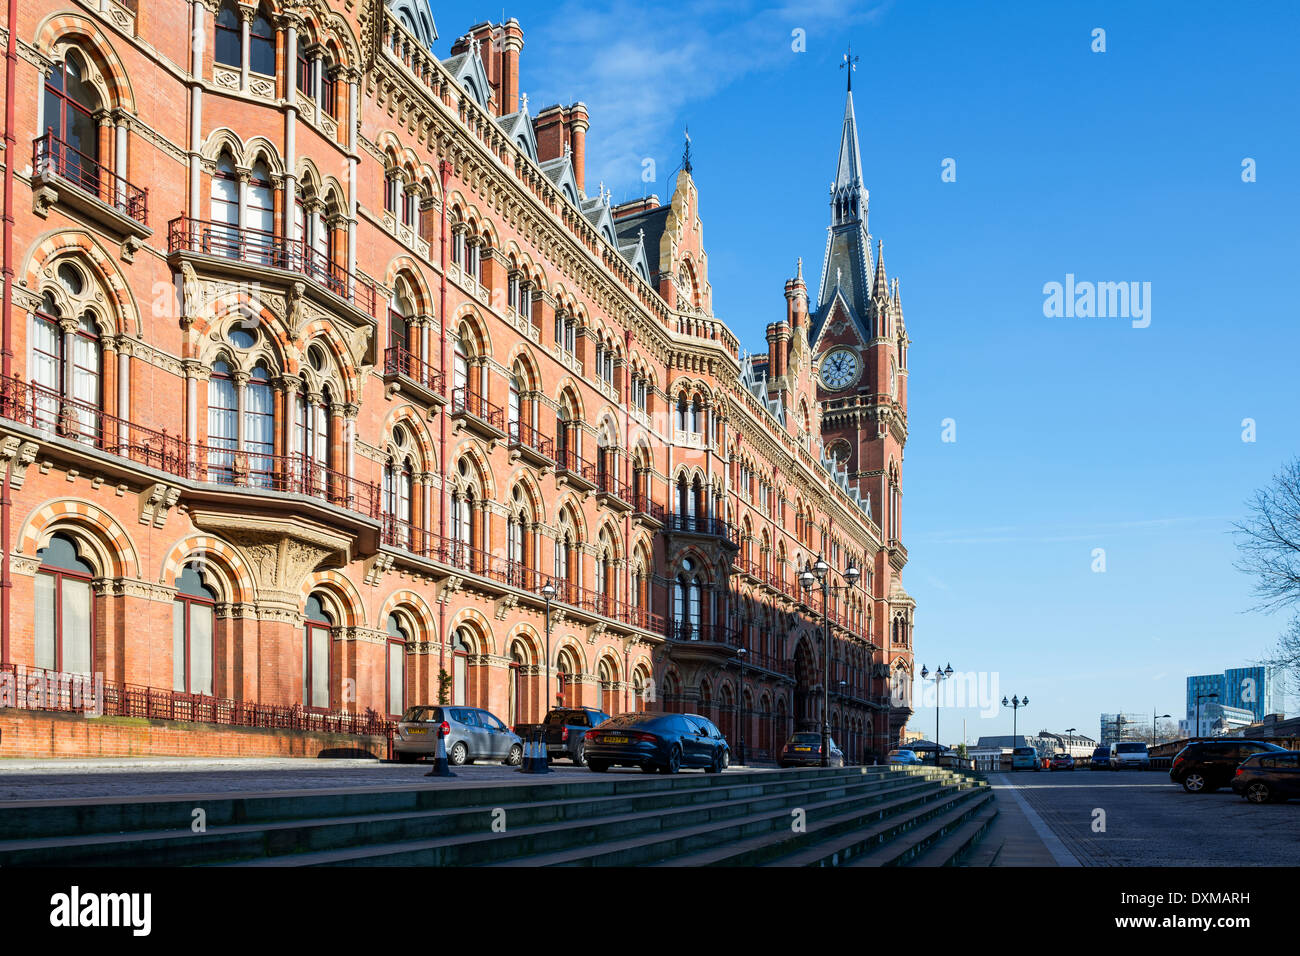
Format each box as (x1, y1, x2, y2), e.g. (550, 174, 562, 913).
(438, 0, 1300, 740)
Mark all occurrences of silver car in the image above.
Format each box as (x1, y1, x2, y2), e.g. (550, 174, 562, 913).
(394, 705, 523, 766)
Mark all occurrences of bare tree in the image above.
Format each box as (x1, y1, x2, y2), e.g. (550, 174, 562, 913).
(1235, 457, 1300, 684)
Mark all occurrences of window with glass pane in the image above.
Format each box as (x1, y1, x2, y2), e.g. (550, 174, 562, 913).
(250, 6, 276, 75)
(207, 361, 237, 482)
(214, 1, 242, 67)
(211, 154, 239, 247)
(303, 595, 331, 709)
(173, 564, 216, 696)
(386, 617, 407, 717)
(43, 52, 100, 185)
(34, 534, 94, 674)
(245, 367, 274, 488)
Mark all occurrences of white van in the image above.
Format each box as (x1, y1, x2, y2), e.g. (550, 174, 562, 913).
(1111, 740, 1150, 770)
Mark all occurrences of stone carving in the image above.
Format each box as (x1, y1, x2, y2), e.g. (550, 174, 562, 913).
(138, 482, 182, 528)
(0, 437, 40, 490)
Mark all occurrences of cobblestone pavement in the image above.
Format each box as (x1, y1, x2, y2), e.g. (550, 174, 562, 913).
(0, 757, 770, 804)
(988, 770, 1300, 866)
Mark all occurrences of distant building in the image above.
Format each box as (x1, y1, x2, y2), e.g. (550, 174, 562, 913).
(1186, 667, 1281, 725)
(977, 730, 1095, 758)
(1229, 713, 1300, 739)
(1178, 702, 1257, 738)
(1100, 713, 1151, 746)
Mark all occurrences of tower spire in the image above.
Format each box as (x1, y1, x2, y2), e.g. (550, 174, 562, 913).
(682, 125, 693, 175)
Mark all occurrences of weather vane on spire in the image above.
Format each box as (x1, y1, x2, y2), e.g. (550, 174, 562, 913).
(841, 44, 859, 92)
(682, 125, 693, 174)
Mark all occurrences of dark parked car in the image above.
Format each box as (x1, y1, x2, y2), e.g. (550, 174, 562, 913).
(778, 732, 846, 767)
(1090, 746, 1110, 770)
(513, 707, 610, 766)
(1170, 739, 1289, 793)
(1232, 751, 1300, 803)
(583, 712, 730, 774)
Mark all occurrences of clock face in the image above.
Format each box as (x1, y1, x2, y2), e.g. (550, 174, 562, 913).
(820, 348, 858, 390)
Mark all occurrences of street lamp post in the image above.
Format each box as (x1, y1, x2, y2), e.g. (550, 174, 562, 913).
(1153, 712, 1171, 745)
(736, 647, 747, 766)
(799, 554, 859, 768)
(921, 663, 954, 767)
(537, 580, 556, 774)
(1002, 695, 1029, 749)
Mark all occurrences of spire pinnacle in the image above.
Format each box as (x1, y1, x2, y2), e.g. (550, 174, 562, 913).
(682, 125, 693, 174)
(841, 44, 859, 93)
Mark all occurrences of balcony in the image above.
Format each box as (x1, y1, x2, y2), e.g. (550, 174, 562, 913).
(33, 132, 150, 241)
(594, 470, 632, 511)
(555, 448, 597, 493)
(632, 493, 665, 529)
(665, 512, 738, 549)
(507, 420, 554, 468)
(167, 217, 380, 326)
(449, 387, 506, 441)
(0, 375, 381, 525)
(665, 621, 740, 663)
(383, 346, 445, 406)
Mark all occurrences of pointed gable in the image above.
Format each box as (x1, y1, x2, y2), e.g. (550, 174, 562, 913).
(813, 87, 873, 344)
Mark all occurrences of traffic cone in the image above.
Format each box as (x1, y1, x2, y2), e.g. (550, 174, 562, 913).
(518, 737, 540, 774)
(535, 737, 551, 774)
(425, 726, 456, 777)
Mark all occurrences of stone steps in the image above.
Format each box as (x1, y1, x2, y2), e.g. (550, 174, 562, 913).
(0, 766, 997, 867)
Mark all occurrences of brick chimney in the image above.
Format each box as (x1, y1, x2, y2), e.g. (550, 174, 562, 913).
(612, 196, 660, 220)
(500, 19, 524, 115)
(568, 102, 589, 193)
(534, 104, 569, 164)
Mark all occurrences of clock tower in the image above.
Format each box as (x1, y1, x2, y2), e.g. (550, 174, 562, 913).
(808, 66, 915, 748)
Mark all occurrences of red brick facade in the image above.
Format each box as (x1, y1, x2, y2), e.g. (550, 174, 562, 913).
(0, 0, 913, 762)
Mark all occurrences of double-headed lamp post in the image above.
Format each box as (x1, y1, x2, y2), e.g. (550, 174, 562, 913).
(1002, 695, 1029, 747)
(921, 663, 954, 766)
(539, 580, 556, 745)
(799, 553, 860, 768)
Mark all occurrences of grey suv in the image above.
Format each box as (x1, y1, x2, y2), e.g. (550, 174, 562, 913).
(394, 705, 524, 766)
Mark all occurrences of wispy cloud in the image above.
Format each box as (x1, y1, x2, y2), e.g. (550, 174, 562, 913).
(518, 0, 889, 197)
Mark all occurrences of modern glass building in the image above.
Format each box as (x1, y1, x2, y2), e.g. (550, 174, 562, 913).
(1186, 667, 1280, 724)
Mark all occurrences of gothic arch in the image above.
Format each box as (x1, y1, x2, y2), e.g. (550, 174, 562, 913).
(16, 498, 142, 580)
(34, 13, 136, 112)
(158, 534, 256, 603)
(302, 569, 365, 628)
(21, 230, 140, 337)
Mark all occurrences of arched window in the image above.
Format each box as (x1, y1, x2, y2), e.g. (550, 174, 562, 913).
(247, 159, 274, 250)
(452, 326, 470, 396)
(507, 371, 521, 428)
(251, 5, 276, 75)
(294, 382, 331, 491)
(173, 563, 217, 696)
(245, 365, 274, 487)
(207, 359, 238, 481)
(30, 279, 101, 443)
(597, 659, 612, 712)
(674, 557, 703, 640)
(211, 152, 239, 236)
(451, 628, 471, 705)
(384, 453, 414, 547)
(43, 50, 100, 183)
(303, 595, 333, 710)
(214, 1, 242, 68)
(34, 533, 95, 674)
(385, 616, 409, 718)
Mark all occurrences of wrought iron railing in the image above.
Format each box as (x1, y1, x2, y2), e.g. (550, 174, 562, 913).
(450, 386, 505, 430)
(0, 375, 380, 520)
(168, 216, 379, 316)
(34, 131, 148, 224)
(507, 419, 554, 459)
(384, 345, 443, 394)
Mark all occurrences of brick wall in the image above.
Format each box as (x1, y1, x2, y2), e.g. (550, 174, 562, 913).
(0, 709, 389, 760)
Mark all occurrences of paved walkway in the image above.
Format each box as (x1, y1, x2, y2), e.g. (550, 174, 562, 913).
(961, 773, 1074, 866)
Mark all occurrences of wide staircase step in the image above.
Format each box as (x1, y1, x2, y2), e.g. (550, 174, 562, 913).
(0, 766, 997, 868)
